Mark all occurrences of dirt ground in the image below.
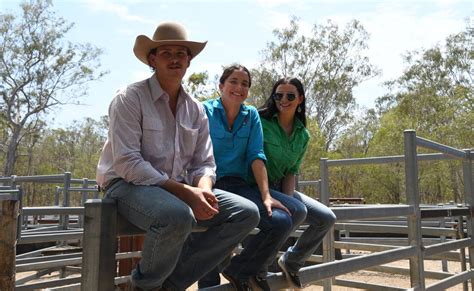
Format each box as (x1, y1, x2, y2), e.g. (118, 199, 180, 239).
(187, 258, 468, 290)
(16, 258, 468, 290)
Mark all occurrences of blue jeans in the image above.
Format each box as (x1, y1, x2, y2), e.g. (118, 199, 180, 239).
(215, 177, 307, 280)
(106, 179, 259, 290)
(281, 190, 337, 272)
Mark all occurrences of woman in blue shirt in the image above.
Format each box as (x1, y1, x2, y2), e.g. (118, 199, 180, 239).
(200, 64, 307, 290)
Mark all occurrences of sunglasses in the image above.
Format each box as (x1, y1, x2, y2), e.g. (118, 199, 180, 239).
(273, 92, 297, 101)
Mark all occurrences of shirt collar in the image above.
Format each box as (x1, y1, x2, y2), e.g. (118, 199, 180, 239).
(148, 73, 189, 103)
(272, 113, 305, 130)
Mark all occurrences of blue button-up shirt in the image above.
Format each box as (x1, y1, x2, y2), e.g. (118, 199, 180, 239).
(203, 98, 266, 180)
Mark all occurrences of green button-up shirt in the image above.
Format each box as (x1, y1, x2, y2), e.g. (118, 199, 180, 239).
(261, 114, 310, 183)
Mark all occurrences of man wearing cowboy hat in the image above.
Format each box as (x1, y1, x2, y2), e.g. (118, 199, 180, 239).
(96, 22, 259, 290)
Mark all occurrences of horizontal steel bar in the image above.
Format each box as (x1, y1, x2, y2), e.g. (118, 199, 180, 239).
(420, 206, 472, 218)
(16, 246, 58, 259)
(425, 269, 474, 291)
(334, 278, 407, 291)
(297, 180, 320, 186)
(15, 268, 59, 285)
(365, 265, 452, 280)
(336, 223, 457, 237)
(327, 155, 405, 166)
(116, 251, 142, 260)
(326, 153, 456, 167)
(67, 188, 99, 192)
(334, 241, 397, 252)
(15, 277, 81, 291)
(44, 283, 81, 291)
(17, 253, 82, 265)
(22, 207, 84, 215)
(11, 174, 66, 183)
(416, 136, 467, 159)
(0, 192, 20, 201)
(298, 246, 417, 284)
(16, 257, 82, 272)
(71, 178, 97, 184)
(424, 238, 474, 257)
(331, 205, 415, 220)
(19, 232, 83, 244)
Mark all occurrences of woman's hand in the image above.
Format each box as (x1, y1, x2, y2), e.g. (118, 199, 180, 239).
(263, 196, 291, 217)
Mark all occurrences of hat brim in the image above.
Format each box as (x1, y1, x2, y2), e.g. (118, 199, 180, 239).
(133, 35, 207, 65)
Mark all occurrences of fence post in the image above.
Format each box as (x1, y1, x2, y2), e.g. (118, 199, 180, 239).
(0, 190, 20, 291)
(320, 158, 334, 291)
(81, 198, 117, 291)
(403, 130, 425, 289)
(60, 172, 72, 231)
(462, 149, 474, 290)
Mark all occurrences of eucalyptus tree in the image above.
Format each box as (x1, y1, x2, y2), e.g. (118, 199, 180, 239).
(370, 22, 473, 203)
(0, 0, 107, 176)
(250, 17, 379, 151)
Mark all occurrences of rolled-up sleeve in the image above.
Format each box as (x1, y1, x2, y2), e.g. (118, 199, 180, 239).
(110, 88, 169, 185)
(185, 104, 216, 185)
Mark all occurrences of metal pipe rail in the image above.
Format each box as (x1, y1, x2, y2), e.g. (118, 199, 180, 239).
(327, 153, 456, 167)
(19, 231, 83, 244)
(336, 222, 458, 237)
(416, 136, 469, 160)
(22, 206, 84, 216)
(331, 205, 415, 220)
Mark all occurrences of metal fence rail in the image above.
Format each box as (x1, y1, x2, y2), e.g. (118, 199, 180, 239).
(1, 129, 472, 290)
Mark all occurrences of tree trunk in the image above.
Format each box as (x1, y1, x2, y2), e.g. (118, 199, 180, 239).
(3, 126, 22, 177)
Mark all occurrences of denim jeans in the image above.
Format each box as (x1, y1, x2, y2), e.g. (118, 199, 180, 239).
(213, 177, 307, 280)
(106, 179, 259, 290)
(281, 190, 337, 272)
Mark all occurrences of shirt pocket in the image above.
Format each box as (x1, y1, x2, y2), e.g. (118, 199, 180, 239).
(210, 126, 233, 151)
(178, 124, 200, 161)
(141, 116, 167, 154)
(235, 124, 250, 149)
(264, 139, 285, 163)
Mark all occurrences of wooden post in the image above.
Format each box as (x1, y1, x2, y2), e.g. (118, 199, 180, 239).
(81, 198, 117, 291)
(0, 195, 19, 291)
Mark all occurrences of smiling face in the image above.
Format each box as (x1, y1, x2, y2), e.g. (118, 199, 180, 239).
(219, 69, 250, 106)
(274, 83, 303, 117)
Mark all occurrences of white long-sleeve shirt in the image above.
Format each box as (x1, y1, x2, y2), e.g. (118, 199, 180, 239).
(96, 74, 216, 188)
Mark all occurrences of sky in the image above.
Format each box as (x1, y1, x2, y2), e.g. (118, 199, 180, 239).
(2, 0, 472, 128)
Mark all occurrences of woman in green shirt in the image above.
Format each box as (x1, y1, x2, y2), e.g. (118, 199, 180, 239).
(258, 77, 337, 288)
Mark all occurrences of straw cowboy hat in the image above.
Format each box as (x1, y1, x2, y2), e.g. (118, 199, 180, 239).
(133, 22, 207, 65)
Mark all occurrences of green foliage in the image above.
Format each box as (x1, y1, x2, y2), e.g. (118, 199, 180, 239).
(361, 22, 473, 204)
(184, 71, 219, 101)
(250, 17, 380, 150)
(0, 0, 107, 175)
(13, 117, 107, 206)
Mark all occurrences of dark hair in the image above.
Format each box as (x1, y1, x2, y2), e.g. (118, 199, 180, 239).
(219, 64, 252, 88)
(258, 77, 306, 127)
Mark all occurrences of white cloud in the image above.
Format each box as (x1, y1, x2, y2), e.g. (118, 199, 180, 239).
(83, 0, 155, 24)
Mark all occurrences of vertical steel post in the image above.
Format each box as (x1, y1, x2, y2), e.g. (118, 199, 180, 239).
(404, 130, 425, 289)
(320, 158, 334, 291)
(79, 178, 89, 229)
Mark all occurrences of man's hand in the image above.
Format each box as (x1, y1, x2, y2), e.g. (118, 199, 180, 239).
(263, 196, 291, 217)
(187, 187, 219, 220)
(162, 179, 219, 221)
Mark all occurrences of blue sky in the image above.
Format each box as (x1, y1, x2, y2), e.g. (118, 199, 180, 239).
(2, 0, 472, 128)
